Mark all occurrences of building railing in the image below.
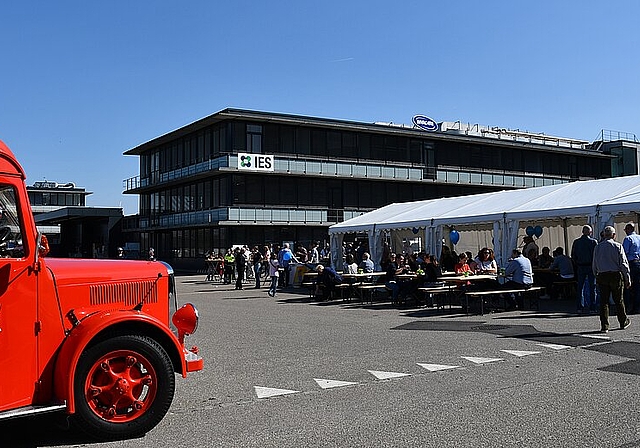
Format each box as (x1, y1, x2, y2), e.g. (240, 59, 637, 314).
(136, 208, 366, 229)
(123, 153, 577, 194)
(595, 129, 639, 143)
(436, 166, 570, 188)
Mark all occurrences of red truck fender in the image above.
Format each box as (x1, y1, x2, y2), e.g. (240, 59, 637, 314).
(53, 309, 188, 414)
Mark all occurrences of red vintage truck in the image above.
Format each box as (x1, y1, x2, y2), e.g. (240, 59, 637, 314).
(0, 140, 203, 440)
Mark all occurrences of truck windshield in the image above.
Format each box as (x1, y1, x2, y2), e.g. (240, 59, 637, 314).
(0, 186, 24, 258)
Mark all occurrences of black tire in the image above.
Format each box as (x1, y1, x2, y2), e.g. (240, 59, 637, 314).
(73, 334, 175, 441)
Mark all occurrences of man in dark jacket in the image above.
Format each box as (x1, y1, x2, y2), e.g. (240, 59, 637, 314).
(235, 247, 246, 290)
(314, 264, 342, 300)
(571, 225, 598, 313)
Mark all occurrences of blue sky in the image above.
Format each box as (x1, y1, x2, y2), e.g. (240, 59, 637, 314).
(1, 1, 639, 215)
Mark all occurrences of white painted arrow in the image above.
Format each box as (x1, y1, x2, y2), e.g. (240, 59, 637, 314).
(313, 378, 358, 389)
(536, 343, 571, 350)
(368, 370, 411, 380)
(461, 356, 504, 364)
(254, 386, 299, 399)
(500, 350, 541, 357)
(416, 363, 460, 372)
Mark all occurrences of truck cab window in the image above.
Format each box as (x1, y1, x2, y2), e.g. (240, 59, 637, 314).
(0, 186, 24, 258)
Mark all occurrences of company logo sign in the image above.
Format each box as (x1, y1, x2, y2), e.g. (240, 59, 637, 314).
(237, 153, 274, 172)
(412, 115, 438, 132)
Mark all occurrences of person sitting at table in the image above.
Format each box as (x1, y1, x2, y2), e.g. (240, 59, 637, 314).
(314, 264, 343, 301)
(454, 253, 473, 275)
(423, 255, 442, 285)
(407, 253, 420, 273)
(545, 247, 575, 299)
(502, 248, 534, 310)
(343, 253, 358, 274)
(384, 254, 411, 303)
(473, 248, 498, 274)
(359, 252, 375, 273)
(537, 246, 553, 268)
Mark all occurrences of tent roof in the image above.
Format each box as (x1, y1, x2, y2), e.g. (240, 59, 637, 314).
(329, 175, 640, 234)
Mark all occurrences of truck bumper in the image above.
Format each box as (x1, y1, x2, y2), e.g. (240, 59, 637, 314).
(184, 347, 204, 372)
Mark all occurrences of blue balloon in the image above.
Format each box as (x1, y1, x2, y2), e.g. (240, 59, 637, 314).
(534, 225, 543, 238)
(525, 226, 535, 237)
(450, 230, 460, 245)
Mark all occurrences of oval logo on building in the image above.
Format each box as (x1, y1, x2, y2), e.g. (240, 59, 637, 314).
(412, 115, 438, 132)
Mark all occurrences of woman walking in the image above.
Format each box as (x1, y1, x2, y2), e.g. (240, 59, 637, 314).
(267, 253, 280, 297)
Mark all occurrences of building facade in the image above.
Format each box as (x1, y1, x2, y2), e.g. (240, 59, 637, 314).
(122, 108, 639, 271)
(28, 181, 123, 258)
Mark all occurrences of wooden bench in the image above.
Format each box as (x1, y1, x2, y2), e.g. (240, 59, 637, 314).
(332, 283, 353, 301)
(356, 284, 389, 303)
(464, 286, 545, 315)
(300, 282, 317, 299)
(551, 279, 577, 299)
(418, 286, 456, 309)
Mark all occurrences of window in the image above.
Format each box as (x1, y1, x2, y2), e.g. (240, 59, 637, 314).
(246, 124, 262, 153)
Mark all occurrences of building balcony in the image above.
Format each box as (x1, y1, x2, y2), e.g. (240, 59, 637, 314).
(123, 154, 577, 195)
(131, 207, 366, 230)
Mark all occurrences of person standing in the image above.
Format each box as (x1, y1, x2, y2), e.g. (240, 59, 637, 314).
(251, 246, 264, 289)
(267, 253, 280, 297)
(223, 249, 235, 284)
(234, 247, 246, 290)
(622, 223, 640, 314)
(278, 243, 299, 288)
(309, 242, 320, 264)
(571, 225, 598, 313)
(592, 226, 631, 333)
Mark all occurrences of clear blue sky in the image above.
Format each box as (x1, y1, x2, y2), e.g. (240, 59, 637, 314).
(1, 1, 639, 215)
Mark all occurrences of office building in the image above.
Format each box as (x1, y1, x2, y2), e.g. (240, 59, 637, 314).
(122, 108, 639, 271)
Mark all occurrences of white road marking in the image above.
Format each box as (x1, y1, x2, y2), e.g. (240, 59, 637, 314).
(536, 343, 571, 350)
(314, 378, 358, 389)
(367, 370, 411, 380)
(500, 350, 541, 357)
(416, 363, 460, 372)
(575, 333, 610, 340)
(461, 356, 504, 364)
(254, 386, 299, 399)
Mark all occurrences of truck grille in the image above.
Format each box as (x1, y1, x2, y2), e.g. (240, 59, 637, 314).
(90, 281, 159, 306)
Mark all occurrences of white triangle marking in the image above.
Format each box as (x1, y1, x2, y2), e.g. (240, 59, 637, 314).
(416, 363, 460, 372)
(537, 343, 571, 350)
(254, 386, 299, 399)
(500, 350, 541, 357)
(368, 370, 411, 380)
(314, 378, 358, 389)
(461, 356, 504, 364)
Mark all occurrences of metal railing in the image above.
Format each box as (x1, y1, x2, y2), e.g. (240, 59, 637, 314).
(595, 129, 639, 143)
(136, 207, 367, 229)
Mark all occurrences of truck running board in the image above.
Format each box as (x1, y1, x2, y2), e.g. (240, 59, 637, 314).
(0, 403, 67, 421)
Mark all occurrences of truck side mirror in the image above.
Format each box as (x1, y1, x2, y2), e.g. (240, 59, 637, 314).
(37, 233, 50, 258)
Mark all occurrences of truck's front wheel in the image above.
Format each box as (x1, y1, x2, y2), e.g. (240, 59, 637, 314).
(73, 335, 175, 441)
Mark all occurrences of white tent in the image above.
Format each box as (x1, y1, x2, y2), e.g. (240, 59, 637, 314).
(329, 175, 640, 269)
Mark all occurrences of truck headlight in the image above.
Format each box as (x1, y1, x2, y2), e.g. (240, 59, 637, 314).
(172, 303, 199, 345)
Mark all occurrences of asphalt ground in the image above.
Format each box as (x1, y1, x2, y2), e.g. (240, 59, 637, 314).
(4, 275, 640, 447)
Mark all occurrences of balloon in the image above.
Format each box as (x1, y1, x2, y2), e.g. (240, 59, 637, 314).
(525, 226, 535, 237)
(450, 230, 460, 245)
(534, 225, 543, 238)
